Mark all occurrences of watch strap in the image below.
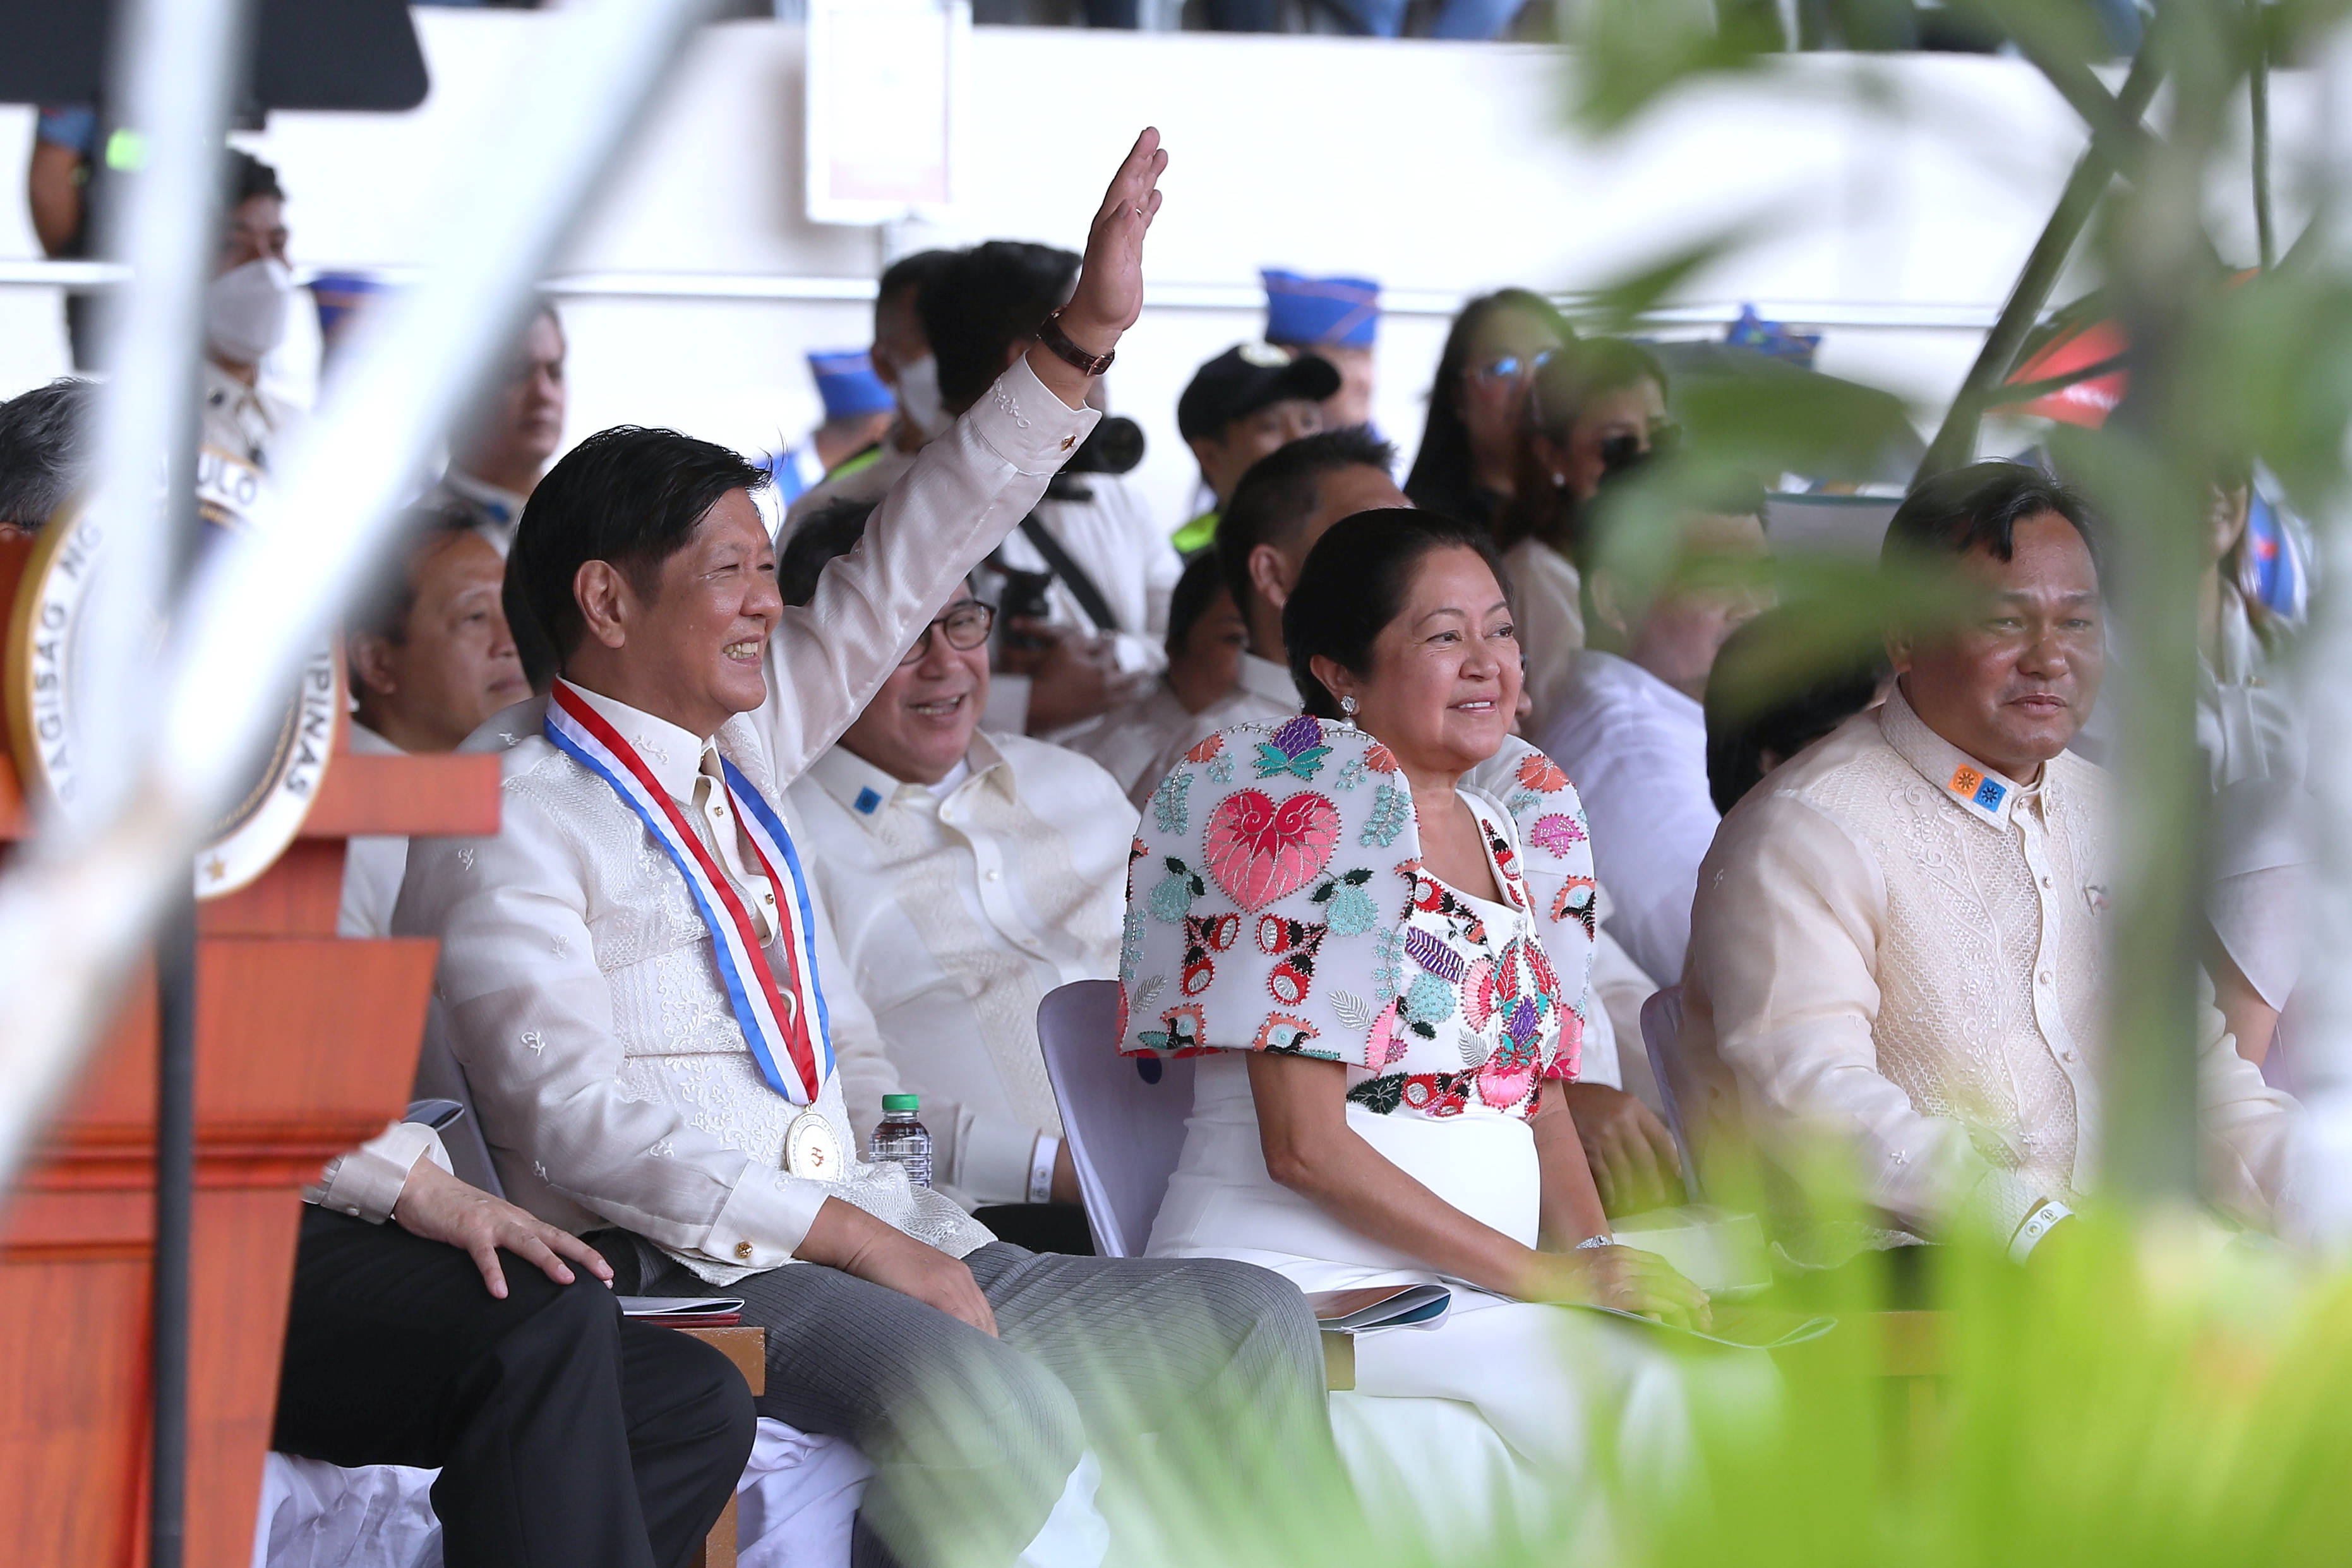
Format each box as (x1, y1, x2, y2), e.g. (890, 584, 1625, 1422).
(1038, 311, 1116, 376)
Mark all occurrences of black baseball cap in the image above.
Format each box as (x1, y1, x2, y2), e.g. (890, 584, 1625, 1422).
(1177, 343, 1342, 441)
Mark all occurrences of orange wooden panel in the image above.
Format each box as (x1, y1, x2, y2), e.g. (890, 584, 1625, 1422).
(199, 842, 347, 938)
(299, 750, 501, 840)
(187, 1187, 305, 1568)
(0, 1254, 148, 1568)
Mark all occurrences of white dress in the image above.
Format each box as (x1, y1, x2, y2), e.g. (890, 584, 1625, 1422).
(1121, 720, 1693, 1545)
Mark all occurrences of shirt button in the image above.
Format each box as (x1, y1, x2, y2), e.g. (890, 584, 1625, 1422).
(2063, 1050, 2077, 1062)
(735, 1241, 754, 1260)
(986, 868, 1002, 882)
(2038, 972, 2051, 986)
(2041, 876, 2052, 889)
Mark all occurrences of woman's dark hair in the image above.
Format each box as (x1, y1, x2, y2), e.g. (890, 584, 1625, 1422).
(1164, 549, 1231, 663)
(1401, 289, 1569, 524)
(225, 148, 284, 209)
(1495, 336, 1671, 555)
(1880, 459, 2099, 575)
(1703, 607, 1889, 814)
(1283, 508, 1510, 719)
(919, 241, 1080, 414)
(506, 425, 768, 690)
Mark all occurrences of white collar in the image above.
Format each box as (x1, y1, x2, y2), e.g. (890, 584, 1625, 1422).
(345, 720, 406, 757)
(809, 732, 1011, 825)
(1238, 651, 1301, 707)
(556, 678, 712, 803)
(1879, 682, 2043, 830)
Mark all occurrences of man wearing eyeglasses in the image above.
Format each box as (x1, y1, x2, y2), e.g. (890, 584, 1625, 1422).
(778, 498, 1140, 1253)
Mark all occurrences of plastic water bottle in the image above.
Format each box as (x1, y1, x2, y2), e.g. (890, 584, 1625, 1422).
(869, 1094, 932, 1189)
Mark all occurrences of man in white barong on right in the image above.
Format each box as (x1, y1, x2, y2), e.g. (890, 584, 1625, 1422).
(1683, 461, 2298, 1264)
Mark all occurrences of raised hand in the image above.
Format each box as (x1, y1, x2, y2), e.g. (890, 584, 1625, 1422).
(1029, 128, 1168, 406)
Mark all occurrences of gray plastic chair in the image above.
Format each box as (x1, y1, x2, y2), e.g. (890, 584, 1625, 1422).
(1036, 979, 1196, 1257)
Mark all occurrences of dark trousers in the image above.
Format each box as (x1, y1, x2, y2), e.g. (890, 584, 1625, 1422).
(611, 1237, 1339, 1568)
(273, 1209, 756, 1568)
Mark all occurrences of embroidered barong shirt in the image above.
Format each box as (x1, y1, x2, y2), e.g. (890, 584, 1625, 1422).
(1683, 685, 2297, 1242)
(397, 358, 1096, 1283)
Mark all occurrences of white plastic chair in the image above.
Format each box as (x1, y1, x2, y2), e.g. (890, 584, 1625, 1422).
(1036, 979, 1195, 1258)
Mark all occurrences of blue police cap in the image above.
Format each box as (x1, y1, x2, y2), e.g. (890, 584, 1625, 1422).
(1263, 269, 1381, 349)
(807, 349, 895, 421)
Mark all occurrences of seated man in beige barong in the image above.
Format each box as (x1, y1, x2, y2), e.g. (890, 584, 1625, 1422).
(1683, 460, 2297, 1263)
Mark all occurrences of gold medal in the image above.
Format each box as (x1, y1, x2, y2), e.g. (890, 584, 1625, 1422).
(784, 1109, 843, 1180)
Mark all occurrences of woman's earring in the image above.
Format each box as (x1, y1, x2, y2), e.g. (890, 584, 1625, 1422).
(1339, 695, 1359, 731)
(1551, 472, 1569, 489)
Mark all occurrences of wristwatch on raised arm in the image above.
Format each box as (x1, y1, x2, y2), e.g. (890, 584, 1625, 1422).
(1037, 310, 1116, 377)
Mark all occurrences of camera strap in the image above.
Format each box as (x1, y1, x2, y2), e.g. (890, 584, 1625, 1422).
(1017, 513, 1122, 636)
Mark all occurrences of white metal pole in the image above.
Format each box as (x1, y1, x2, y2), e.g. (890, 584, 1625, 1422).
(0, 0, 721, 1197)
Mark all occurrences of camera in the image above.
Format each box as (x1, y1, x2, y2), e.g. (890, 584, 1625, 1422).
(995, 565, 1056, 651)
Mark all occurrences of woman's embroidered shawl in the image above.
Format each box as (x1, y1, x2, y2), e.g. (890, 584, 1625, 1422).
(1119, 718, 1596, 1118)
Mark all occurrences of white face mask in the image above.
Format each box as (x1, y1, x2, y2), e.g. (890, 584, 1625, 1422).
(895, 354, 953, 441)
(206, 257, 293, 366)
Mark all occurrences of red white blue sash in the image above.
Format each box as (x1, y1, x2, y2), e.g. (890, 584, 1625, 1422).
(544, 682, 833, 1106)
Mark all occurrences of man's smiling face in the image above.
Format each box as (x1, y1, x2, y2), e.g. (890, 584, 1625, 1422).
(838, 584, 991, 786)
(1895, 509, 2104, 781)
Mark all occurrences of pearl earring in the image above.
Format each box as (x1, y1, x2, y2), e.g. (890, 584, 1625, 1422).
(1551, 472, 1569, 489)
(1339, 695, 1359, 731)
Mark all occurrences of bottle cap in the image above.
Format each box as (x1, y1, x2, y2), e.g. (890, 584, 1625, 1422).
(882, 1094, 920, 1113)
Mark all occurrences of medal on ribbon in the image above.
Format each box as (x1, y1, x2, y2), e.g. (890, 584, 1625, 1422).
(544, 682, 835, 1107)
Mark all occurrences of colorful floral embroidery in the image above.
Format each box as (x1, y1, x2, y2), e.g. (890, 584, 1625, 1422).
(1151, 770, 1193, 835)
(1516, 752, 1571, 794)
(1310, 866, 1379, 937)
(1552, 875, 1597, 940)
(1185, 733, 1224, 764)
(1526, 812, 1587, 859)
(1139, 1003, 1206, 1055)
(1122, 722, 1581, 1114)
(1401, 973, 1458, 1036)
(1181, 912, 1242, 996)
(1203, 788, 1340, 910)
(1256, 914, 1330, 1005)
(1252, 714, 1335, 781)
(1148, 856, 1206, 925)
(1404, 926, 1465, 985)
(1254, 1012, 1321, 1053)
(1361, 783, 1411, 847)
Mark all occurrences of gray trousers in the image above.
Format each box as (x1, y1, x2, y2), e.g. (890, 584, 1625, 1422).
(610, 1239, 1338, 1567)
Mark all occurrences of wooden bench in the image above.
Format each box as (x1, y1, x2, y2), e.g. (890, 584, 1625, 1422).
(678, 1325, 767, 1568)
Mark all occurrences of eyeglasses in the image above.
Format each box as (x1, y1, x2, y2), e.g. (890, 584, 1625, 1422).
(1468, 349, 1554, 387)
(900, 601, 997, 666)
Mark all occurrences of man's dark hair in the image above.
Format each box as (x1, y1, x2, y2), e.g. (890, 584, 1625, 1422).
(1216, 425, 1398, 618)
(0, 377, 97, 528)
(225, 148, 284, 210)
(1880, 460, 2099, 575)
(1576, 456, 1768, 577)
(351, 505, 482, 645)
(1283, 508, 1509, 720)
(920, 241, 1079, 413)
(506, 426, 768, 688)
(876, 248, 955, 332)
(1164, 549, 1230, 663)
(777, 498, 881, 609)
(1704, 606, 1890, 814)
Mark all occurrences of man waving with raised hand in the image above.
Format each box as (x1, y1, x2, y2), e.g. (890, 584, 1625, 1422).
(400, 133, 1341, 1568)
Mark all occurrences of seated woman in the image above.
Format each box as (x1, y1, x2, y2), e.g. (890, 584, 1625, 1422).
(1120, 507, 1710, 1534)
(1491, 337, 1670, 734)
